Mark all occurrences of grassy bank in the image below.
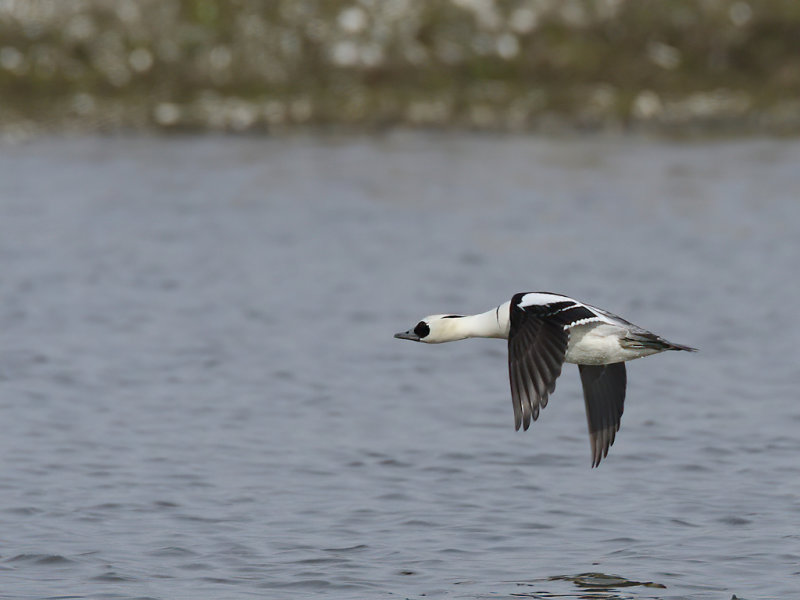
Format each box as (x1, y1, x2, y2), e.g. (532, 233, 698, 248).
(1, 0, 799, 136)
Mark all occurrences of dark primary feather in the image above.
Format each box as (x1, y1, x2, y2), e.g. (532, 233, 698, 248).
(507, 293, 583, 431)
(578, 363, 627, 468)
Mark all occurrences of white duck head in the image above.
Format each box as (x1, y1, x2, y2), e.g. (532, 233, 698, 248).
(394, 314, 468, 344)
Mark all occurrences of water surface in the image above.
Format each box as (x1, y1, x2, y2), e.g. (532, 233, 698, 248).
(0, 134, 798, 599)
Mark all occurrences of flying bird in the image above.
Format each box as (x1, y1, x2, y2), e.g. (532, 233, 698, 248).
(394, 292, 696, 467)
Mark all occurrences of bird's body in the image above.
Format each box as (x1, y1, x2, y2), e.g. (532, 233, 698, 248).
(395, 292, 695, 467)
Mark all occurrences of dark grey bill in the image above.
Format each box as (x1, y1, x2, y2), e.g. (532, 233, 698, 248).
(394, 331, 420, 341)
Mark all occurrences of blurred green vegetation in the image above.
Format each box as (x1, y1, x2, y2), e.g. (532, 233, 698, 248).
(1, 0, 799, 136)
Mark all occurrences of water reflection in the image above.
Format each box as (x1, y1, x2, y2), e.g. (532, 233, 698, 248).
(510, 573, 667, 599)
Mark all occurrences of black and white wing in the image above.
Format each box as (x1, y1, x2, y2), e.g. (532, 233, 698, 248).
(578, 363, 626, 468)
(507, 292, 599, 431)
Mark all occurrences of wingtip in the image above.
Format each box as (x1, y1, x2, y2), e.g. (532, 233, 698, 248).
(590, 443, 601, 468)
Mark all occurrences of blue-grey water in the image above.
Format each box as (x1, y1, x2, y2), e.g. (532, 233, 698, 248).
(0, 134, 798, 599)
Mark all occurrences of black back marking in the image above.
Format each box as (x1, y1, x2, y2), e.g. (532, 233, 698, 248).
(513, 294, 596, 327)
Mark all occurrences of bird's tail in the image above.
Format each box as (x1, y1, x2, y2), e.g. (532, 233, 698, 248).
(663, 340, 698, 352)
(622, 332, 697, 352)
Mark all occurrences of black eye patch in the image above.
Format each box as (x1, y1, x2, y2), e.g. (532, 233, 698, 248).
(413, 321, 430, 338)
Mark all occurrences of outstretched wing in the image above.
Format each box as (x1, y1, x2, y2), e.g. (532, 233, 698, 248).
(507, 292, 598, 431)
(578, 363, 626, 468)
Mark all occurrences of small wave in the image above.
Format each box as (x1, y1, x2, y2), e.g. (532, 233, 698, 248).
(6, 554, 73, 565)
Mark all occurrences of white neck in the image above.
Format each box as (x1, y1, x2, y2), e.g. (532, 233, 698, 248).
(446, 302, 510, 340)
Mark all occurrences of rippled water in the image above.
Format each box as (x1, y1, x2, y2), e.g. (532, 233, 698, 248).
(1, 134, 798, 599)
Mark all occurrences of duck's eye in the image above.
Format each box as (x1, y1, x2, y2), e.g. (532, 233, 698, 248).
(414, 321, 430, 338)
